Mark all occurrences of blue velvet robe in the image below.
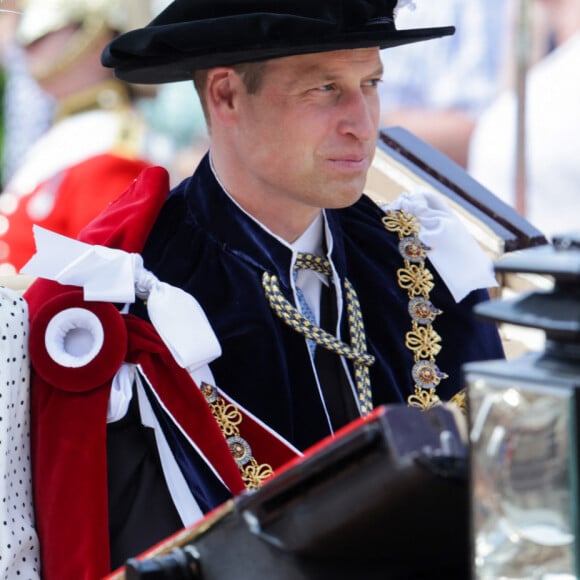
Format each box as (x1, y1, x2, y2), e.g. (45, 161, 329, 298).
(133, 154, 504, 454)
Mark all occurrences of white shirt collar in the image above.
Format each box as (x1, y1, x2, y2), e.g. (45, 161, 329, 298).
(290, 212, 324, 256)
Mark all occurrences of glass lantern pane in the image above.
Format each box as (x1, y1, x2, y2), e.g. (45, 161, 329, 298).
(469, 375, 578, 579)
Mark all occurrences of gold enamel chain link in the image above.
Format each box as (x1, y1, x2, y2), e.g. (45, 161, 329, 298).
(200, 382, 274, 490)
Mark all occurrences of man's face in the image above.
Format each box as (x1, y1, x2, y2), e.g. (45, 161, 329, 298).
(222, 47, 383, 239)
(23, 24, 78, 83)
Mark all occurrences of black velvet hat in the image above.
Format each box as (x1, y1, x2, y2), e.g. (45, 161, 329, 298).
(101, 0, 454, 84)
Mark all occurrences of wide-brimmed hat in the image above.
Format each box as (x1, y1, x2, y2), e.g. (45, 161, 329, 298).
(101, 0, 454, 84)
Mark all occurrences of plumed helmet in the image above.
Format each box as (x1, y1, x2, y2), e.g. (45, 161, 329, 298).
(16, 0, 152, 46)
(101, 0, 455, 85)
(15, 0, 153, 81)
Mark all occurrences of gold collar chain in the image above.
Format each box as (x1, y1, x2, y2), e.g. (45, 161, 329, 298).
(382, 210, 449, 411)
(200, 382, 274, 490)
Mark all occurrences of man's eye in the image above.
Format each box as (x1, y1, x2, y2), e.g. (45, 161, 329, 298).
(365, 78, 383, 89)
(315, 84, 335, 93)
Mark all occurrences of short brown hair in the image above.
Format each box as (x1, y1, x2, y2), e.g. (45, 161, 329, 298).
(193, 60, 269, 126)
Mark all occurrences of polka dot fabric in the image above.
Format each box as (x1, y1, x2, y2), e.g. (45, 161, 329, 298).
(0, 287, 40, 579)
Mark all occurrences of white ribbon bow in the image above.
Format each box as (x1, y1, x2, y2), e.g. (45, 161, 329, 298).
(383, 191, 498, 302)
(22, 225, 222, 371)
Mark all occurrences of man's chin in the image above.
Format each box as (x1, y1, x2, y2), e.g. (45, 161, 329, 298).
(327, 189, 364, 210)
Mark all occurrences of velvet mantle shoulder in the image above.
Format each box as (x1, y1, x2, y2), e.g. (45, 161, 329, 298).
(135, 159, 504, 448)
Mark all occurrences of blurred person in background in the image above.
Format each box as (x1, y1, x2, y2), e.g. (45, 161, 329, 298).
(468, 0, 580, 240)
(379, 0, 510, 167)
(0, 0, 171, 274)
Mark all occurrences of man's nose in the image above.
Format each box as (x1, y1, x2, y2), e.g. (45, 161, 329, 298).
(337, 91, 379, 141)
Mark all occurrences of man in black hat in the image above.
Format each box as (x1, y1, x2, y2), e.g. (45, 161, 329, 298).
(24, 1, 504, 577)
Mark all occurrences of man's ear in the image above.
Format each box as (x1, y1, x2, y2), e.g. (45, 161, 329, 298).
(206, 67, 241, 126)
